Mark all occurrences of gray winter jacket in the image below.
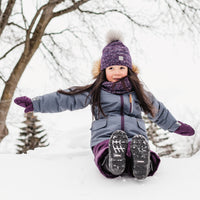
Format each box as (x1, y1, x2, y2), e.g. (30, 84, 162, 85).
(32, 88, 180, 148)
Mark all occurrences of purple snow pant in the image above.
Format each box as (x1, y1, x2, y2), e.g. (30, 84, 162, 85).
(92, 139, 160, 178)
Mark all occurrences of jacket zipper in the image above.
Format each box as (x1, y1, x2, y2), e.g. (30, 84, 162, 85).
(120, 95, 124, 131)
(129, 94, 133, 113)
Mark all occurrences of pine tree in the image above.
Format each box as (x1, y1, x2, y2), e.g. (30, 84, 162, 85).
(143, 114, 176, 157)
(17, 112, 49, 154)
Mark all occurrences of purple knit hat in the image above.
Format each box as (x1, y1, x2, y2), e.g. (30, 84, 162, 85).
(100, 31, 132, 71)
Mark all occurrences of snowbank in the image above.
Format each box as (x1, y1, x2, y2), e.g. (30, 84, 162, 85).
(0, 149, 199, 200)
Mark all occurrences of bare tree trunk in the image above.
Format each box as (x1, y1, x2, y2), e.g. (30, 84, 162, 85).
(0, 4, 54, 141)
(0, 0, 92, 142)
(0, 0, 16, 36)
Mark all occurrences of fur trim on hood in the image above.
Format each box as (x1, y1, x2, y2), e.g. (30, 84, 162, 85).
(92, 59, 139, 79)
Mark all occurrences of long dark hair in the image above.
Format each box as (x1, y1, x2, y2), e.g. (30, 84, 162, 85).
(57, 68, 155, 117)
(128, 69, 156, 117)
(57, 71, 106, 117)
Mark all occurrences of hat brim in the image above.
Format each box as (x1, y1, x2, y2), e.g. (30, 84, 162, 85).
(92, 59, 139, 79)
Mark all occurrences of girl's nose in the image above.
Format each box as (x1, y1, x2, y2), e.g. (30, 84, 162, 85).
(113, 70, 120, 75)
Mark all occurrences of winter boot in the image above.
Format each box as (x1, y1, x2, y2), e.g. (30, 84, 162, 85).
(130, 135, 151, 180)
(107, 130, 128, 176)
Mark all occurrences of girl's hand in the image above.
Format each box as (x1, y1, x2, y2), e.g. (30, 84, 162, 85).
(174, 121, 195, 136)
(14, 96, 33, 113)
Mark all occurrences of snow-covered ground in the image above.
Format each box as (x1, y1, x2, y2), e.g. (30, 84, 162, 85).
(0, 107, 199, 200)
(0, 150, 199, 200)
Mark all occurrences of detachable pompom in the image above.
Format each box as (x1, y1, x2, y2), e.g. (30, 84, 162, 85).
(105, 30, 124, 44)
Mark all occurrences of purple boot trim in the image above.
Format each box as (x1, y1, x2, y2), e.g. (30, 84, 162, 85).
(92, 139, 118, 178)
(126, 141, 161, 177)
(149, 150, 161, 176)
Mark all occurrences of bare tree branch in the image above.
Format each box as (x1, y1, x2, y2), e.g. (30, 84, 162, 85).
(41, 40, 61, 66)
(53, 0, 90, 18)
(0, 41, 25, 60)
(0, 0, 16, 36)
(0, 74, 6, 83)
(164, 0, 176, 23)
(175, 0, 200, 11)
(24, 3, 48, 52)
(43, 28, 72, 36)
(20, 0, 28, 30)
(78, 8, 151, 28)
(24, 0, 65, 52)
(45, 27, 93, 66)
(7, 22, 26, 31)
(41, 41, 72, 83)
(26, 3, 49, 40)
(77, 10, 100, 45)
(175, 0, 200, 34)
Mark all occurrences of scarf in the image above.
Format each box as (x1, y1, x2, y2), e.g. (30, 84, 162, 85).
(101, 76, 133, 94)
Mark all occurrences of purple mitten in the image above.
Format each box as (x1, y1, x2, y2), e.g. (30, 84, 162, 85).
(14, 96, 33, 113)
(174, 121, 195, 136)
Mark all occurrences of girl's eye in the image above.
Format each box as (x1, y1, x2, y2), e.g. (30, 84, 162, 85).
(120, 67, 125, 69)
(108, 67, 113, 70)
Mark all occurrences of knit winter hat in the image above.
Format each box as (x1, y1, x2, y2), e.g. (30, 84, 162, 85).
(100, 30, 132, 70)
(92, 31, 139, 79)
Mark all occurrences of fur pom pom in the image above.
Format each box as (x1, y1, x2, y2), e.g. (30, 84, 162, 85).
(106, 30, 124, 44)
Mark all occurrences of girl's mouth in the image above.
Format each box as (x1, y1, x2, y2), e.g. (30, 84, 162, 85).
(113, 78, 121, 82)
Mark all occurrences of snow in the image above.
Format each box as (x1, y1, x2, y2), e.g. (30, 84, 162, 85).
(0, 150, 199, 200)
(0, 107, 199, 200)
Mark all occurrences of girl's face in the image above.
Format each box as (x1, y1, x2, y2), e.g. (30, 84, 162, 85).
(105, 65, 128, 82)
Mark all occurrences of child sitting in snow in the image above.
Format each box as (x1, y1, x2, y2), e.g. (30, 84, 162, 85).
(14, 31, 195, 180)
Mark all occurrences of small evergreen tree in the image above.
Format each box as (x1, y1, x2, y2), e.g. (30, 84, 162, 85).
(143, 114, 176, 157)
(17, 112, 49, 154)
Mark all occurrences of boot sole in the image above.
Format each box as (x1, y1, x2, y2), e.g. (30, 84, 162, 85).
(109, 130, 128, 175)
(131, 135, 150, 179)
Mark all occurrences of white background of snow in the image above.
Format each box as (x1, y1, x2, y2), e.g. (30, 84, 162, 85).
(0, 107, 200, 200)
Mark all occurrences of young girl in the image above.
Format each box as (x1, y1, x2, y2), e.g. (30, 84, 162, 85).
(14, 31, 194, 180)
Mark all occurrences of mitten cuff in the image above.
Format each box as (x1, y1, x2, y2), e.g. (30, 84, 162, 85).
(168, 121, 181, 132)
